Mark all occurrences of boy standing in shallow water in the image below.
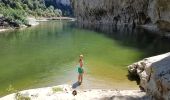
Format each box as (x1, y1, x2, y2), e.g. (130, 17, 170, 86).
(78, 54, 84, 84)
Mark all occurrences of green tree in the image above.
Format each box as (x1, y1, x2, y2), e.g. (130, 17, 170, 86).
(48, 5, 54, 12)
(15, 2, 23, 9)
(22, 4, 28, 10)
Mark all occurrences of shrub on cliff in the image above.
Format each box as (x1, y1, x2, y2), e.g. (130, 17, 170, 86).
(0, 5, 27, 26)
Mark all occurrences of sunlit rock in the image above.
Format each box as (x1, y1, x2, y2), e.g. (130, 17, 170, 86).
(128, 52, 170, 100)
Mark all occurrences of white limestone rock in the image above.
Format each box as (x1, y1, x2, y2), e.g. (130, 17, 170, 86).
(128, 52, 170, 100)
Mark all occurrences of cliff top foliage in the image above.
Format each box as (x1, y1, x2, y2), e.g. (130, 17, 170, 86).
(0, 0, 62, 25)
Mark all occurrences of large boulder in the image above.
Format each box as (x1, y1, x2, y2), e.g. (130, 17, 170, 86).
(128, 52, 170, 100)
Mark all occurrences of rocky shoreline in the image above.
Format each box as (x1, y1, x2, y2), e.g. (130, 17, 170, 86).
(0, 85, 149, 100)
(0, 17, 75, 33)
(0, 17, 39, 33)
(128, 52, 170, 100)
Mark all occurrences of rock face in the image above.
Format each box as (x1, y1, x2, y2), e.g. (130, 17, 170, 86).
(128, 52, 170, 100)
(72, 0, 170, 31)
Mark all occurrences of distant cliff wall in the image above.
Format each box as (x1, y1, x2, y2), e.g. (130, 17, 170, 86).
(72, 0, 170, 31)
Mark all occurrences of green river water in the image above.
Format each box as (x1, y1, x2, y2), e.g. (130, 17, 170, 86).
(0, 21, 170, 96)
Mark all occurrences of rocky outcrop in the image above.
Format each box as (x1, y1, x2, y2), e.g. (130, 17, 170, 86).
(128, 52, 170, 100)
(72, 0, 170, 31)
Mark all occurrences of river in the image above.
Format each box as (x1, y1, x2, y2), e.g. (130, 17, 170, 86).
(0, 21, 170, 96)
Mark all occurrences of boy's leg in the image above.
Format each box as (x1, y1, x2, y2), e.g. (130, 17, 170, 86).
(80, 74, 83, 83)
(78, 74, 81, 82)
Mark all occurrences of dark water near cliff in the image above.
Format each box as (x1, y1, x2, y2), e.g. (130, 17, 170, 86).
(0, 21, 170, 96)
(77, 23, 170, 57)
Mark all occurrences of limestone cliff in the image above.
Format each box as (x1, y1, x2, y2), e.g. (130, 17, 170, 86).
(72, 0, 170, 31)
(128, 53, 170, 100)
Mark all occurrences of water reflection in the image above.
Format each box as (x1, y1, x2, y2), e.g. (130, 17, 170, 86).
(76, 23, 170, 57)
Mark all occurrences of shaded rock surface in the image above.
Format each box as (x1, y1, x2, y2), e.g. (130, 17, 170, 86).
(72, 0, 170, 31)
(128, 52, 170, 100)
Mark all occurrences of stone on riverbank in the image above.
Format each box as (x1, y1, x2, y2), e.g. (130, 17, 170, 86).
(128, 52, 170, 100)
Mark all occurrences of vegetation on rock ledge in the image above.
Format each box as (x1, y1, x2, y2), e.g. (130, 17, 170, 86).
(0, 0, 62, 26)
